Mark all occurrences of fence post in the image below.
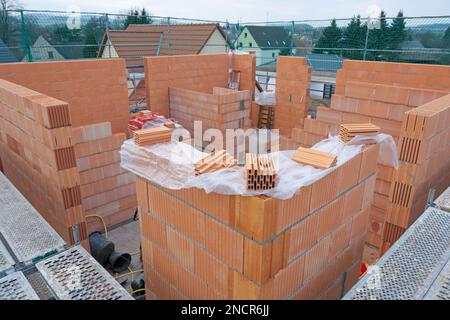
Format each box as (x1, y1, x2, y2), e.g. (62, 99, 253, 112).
(105, 13, 111, 58)
(20, 10, 32, 62)
(290, 20, 295, 55)
(363, 24, 369, 60)
(167, 17, 171, 55)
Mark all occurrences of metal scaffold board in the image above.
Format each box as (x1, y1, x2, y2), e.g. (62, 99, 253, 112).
(0, 271, 40, 300)
(434, 186, 450, 212)
(344, 207, 450, 300)
(0, 172, 66, 264)
(423, 258, 450, 300)
(0, 240, 15, 276)
(36, 246, 133, 300)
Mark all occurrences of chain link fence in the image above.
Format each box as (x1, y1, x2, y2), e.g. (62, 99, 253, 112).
(0, 9, 449, 70)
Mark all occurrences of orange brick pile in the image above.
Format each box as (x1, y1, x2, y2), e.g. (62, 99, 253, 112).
(273, 56, 311, 136)
(144, 53, 256, 116)
(382, 94, 450, 253)
(135, 144, 379, 300)
(282, 60, 450, 264)
(73, 122, 136, 231)
(0, 79, 87, 246)
(169, 86, 251, 132)
(0, 59, 136, 242)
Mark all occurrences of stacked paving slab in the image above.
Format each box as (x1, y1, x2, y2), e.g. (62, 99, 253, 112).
(135, 144, 379, 300)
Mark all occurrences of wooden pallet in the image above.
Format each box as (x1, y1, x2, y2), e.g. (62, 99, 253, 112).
(245, 153, 277, 190)
(339, 123, 380, 143)
(292, 147, 337, 169)
(257, 105, 274, 129)
(133, 126, 172, 146)
(194, 149, 237, 175)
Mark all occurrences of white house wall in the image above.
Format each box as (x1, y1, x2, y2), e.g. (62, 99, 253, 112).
(23, 36, 65, 62)
(200, 29, 228, 54)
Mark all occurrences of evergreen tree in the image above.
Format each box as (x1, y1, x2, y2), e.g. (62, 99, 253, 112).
(442, 26, 450, 49)
(83, 32, 98, 58)
(123, 8, 152, 29)
(366, 10, 388, 60)
(340, 15, 366, 60)
(314, 19, 342, 54)
(388, 10, 407, 49)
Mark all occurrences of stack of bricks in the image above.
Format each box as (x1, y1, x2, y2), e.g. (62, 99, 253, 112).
(0, 79, 87, 246)
(382, 94, 450, 253)
(0, 59, 136, 239)
(73, 122, 136, 231)
(135, 144, 379, 300)
(144, 53, 256, 116)
(288, 60, 450, 264)
(273, 56, 311, 136)
(169, 86, 251, 133)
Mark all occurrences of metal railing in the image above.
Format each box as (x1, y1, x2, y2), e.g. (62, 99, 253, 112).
(0, 9, 448, 68)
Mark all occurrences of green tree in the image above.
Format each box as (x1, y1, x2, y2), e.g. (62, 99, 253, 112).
(388, 11, 407, 49)
(123, 8, 152, 29)
(83, 32, 98, 58)
(366, 10, 389, 60)
(81, 16, 106, 58)
(52, 25, 81, 43)
(340, 15, 366, 60)
(314, 19, 342, 54)
(442, 26, 450, 49)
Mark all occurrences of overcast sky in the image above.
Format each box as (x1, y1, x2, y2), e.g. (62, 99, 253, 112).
(22, 0, 449, 22)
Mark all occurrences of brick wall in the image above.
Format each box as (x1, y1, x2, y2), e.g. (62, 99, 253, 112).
(0, 79, 87, 246)
(144, 53, 256, 116)
(381, 94, 450, 252)
(136, 144, 379, 299)
(0, 59, 129, 133)
(274, 56, 311, 136)
(169, 86, 251, 133)
(289, 60, 450, 264)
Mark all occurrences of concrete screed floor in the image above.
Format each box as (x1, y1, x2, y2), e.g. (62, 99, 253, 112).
(107, 220, 143, 296)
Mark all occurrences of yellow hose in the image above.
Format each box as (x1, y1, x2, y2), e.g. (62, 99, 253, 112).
(115, 269, 144, 280)
(131, 288, 146, 295)
(85, 214, 108, 238)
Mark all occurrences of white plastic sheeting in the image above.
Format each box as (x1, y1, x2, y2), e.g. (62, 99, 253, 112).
(255, 91, 276, 106)
(120, 134, 398, 200)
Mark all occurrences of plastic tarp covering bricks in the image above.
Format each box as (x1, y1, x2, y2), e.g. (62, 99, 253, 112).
(120, 134, 397, 200)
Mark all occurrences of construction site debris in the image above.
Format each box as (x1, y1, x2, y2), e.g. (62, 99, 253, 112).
(133, 127, 172, 146)
(194, 150, 237, 176)
(292, 147, 337, 169)
(245, 153, 277, 190)
(339, 123, 381, 143)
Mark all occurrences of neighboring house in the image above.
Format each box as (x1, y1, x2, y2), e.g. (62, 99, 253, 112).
(98, 23, 229, 99)
(98, 23, 229, 68)
(235, 26, 290, 66)
(295, 53, 343, 73)
(0, 39, 18, 63)
(23, 35, 84, 62)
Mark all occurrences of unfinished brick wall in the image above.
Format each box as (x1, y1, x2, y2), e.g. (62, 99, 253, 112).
(73, 122, 136, 231)
(273, 56, 311, 136)
(382, 94, 450, 253)
(169, 87, 251, 133)
(135, 144, 378, 300)
(291, 60, 450, 264)
(0, 59, 130, 133)
(0, 79, 87, 246)
(144, 53, 256, 116)
(0, 59, 136, 234)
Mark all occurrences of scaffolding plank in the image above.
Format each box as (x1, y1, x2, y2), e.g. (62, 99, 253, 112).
(344, 207, 450, 300)
(423, 258, 450, 300)
(0, 271, 40, 300)
(434, 186, 450, 212)
(0, 172, 66, 264)
(0, 240, 14, 275)
(36, 246, 133, 300)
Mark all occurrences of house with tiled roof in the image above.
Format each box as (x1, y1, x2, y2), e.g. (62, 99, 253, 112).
(235, 25, 291, 66)
(23, 35, 85, 62)
(98, 23, 229, 68)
